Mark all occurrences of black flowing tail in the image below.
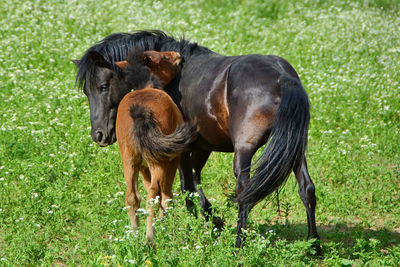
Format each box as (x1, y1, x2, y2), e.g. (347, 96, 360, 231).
(237, 75, 310, 204)
(130, 105, 198, 162)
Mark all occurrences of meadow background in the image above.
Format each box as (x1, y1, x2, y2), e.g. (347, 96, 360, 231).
(0, 0, 399, 265)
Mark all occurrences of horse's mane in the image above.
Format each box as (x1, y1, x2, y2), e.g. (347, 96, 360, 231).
(75, 30, 206, 90)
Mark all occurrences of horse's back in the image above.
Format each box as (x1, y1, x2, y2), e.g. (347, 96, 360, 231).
(178, 53, 302, 151)
(226, 55, 292, 123)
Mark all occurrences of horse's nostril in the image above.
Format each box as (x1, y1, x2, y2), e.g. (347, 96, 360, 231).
(95, 130, 104, 143)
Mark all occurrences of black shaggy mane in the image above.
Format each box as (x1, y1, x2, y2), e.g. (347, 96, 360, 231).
(75, 30, 208, 91)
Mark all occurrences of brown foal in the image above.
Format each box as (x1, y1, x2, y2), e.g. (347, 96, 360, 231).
(115, 50, 197, 244)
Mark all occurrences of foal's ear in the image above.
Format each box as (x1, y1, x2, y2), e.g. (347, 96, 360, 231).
(89, 51, 112, 69)
(143, 55, 152, 66)
(114, 60, 130, 69)
(72, 59, 80, 67)
(143, 51, 161, 67)
(143, 51, 182, 67)
(165, 51, 182, 65)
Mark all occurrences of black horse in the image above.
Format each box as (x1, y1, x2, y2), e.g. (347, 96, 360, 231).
(74, 30, 320, 251)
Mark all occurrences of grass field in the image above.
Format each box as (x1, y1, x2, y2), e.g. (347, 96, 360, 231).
(0, 0, 399, 265)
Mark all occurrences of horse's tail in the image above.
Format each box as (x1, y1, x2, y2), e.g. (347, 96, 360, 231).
(130, 104, 198, 162)
(237, 75, 310, 204)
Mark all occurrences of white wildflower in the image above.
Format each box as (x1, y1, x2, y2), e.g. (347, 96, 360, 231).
(114, 191, 124, 196)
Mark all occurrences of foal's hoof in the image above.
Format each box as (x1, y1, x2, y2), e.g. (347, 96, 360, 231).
(146, 240, 157, 250)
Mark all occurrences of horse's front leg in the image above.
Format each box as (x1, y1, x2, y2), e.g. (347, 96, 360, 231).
(179, 151, 223, 229)
(178, 152, 197, 212)
(191, 150, 224, 229)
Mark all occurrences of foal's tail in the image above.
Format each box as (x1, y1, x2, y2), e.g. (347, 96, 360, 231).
(237, 75, 310, 205)
(130, 105, 198, 162)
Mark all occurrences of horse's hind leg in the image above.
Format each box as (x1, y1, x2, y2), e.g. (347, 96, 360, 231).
(233, 145, 258, 248)
(294, 156, 321, 254)
(230, 109, 272, 247)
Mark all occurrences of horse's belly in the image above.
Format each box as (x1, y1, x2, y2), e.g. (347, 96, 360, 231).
(194, 135, 233, 152)
(193, 116, 233, 152)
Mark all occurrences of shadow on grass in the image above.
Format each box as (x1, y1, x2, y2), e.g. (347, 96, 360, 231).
(254, 221, 400, 249)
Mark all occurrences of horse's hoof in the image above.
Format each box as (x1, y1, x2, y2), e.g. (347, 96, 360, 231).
(235, 236, 244, 249)
(212, 215, 224, 230)
(310, 239, 322, 256)
(314, 243, 322, 256)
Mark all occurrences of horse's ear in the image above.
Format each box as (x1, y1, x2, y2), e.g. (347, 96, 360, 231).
(89, 51, 112, 69)
(115, 60, 130, 69)
(72, 59, 80, 67)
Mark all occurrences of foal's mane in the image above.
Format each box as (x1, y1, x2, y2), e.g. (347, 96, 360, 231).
(75, 30, 204, 90)
(120, 47, 163, 90)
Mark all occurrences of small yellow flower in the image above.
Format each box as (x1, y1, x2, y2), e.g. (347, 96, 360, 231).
(145, 259, 153, 267)
(101, 255, 113, 266)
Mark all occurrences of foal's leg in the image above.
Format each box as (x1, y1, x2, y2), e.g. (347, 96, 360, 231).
(160, 156, 180, 214)
(140, 166, 151, 196)
(294, 156, 321, 254)
(122, 155, 141, 230)
(146, 163, 166, 244)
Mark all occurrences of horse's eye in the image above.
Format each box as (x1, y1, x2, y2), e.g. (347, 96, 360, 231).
(100, 84, 109, 92)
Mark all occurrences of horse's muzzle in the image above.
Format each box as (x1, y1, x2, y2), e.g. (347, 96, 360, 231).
(93, 128, 116, 147)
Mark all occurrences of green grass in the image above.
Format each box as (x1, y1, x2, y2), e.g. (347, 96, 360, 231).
(0, 0, 399, 265)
